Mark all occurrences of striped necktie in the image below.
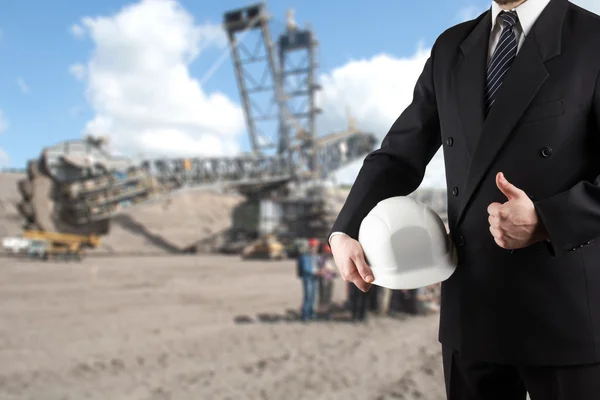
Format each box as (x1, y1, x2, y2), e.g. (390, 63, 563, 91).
(484, 10, 519, 115)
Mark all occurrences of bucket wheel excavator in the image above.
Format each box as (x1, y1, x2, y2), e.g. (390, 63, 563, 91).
(15, 3, 377, 243)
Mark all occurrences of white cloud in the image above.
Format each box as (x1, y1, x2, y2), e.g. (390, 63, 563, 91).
(70, 24, 85, 39)
(457, 5, 483, 22)
(572, 0, 600, 15)
(315, 0, 600, 190)
(69, 63, 86, 80)
(0, 109, 7, 133)
(0, 148, 8, 167)
(68, 0, 448, 187)
(71, 0, 240, 157)
(16, 77, 30, 94)
(317, 46, 446, 189)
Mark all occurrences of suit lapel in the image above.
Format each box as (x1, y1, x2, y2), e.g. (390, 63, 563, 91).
(455, 0, 568, 227)
(453, 12, 491, 156)
(456, 38, 548, 224)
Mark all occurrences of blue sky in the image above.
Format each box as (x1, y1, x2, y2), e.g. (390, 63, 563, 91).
(0, 0, 598, 187)
(0, 0, 491, 169)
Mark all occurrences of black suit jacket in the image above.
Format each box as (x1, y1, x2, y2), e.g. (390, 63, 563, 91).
(331, 0, 600, 365)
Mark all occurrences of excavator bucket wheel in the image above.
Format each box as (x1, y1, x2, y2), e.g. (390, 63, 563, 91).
(17, 179, 33, 200)
(26, 159, 39, 180)
(18, 158, 112, 237)
(16, 201, 34, 220)
(22, 221, 36, 231)
(93, 219, 111, 235)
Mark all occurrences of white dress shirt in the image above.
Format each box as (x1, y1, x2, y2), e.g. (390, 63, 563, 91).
(328, 0, 552, 245)
(488, 0, 551, 63)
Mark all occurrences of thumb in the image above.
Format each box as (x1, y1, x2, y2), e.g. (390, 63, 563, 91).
(496, 172, 524, 201)
(352, 248, 373, 283)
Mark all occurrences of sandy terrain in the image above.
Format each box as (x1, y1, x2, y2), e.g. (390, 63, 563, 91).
(0, 173, 446, 255)
(99, 188, 244, 254)
(0, 172, 245, 253)
(0, 171, 450, 399)
(0, 255, 446, 400)
(0, 173, 353, 255)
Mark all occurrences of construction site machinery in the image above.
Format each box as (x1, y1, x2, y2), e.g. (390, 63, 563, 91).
(241, 234, 286, 260)
(22, 230, 100, 261)
(15, 3, 377, 250)
(222, 3, 371, 245)
(2, 236, 30, 254)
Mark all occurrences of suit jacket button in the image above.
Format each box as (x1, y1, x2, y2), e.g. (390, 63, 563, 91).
(452, 186, 459, 196)
(446, 137, 454, 147)
(541, 147, 552, 157)
(457, 236, 465, 247)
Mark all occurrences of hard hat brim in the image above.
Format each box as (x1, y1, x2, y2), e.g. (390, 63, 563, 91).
(371, 263, 456, 290)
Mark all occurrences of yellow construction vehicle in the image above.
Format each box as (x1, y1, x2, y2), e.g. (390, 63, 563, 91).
(241, 234, 286, 260)
(22, 230, 100, 261)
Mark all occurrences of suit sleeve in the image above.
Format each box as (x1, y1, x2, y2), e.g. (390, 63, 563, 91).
(329, 40, 442, 240)
(534, 70, 600, 258)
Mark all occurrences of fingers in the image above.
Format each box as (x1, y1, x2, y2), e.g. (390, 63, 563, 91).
(352, 251, 373, 284)
(340, 256, 371, 292)
(493, 236, 509, 249)
(496, 172, 526, 201)
(331, 236, 372, 292)
(351, 253, 372, 292)
(487, 202, 503, 217)
(489, 224, 511, 249)
(489, 224, 501, 239)
(488, 207, 511, 248)
(353, 277, 372, 292)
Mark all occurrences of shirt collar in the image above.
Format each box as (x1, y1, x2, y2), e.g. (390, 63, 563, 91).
(490, 0, 551, 36)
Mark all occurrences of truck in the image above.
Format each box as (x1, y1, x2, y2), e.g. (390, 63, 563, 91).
(241, 234, 287, 260)
(22, 231, 101, 261)
(2, 236, 31, 254)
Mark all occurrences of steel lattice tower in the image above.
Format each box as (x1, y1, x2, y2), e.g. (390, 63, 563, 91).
(223, 3, 288, 156)
(278, 10, 322, 178)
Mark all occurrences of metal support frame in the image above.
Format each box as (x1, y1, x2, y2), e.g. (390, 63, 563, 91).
(224, 3, 288, 155)
(278, 23, 322, 176)
(313, 132, 378, 179)
(22, 4, 380, 231)
(140, 130, 376, 189)
(141, 156, 293, 188)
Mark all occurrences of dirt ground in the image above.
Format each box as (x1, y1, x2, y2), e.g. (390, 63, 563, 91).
(0, 255, 446, 400)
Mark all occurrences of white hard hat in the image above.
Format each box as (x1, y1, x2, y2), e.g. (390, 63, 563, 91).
(358, 196, 457, 290)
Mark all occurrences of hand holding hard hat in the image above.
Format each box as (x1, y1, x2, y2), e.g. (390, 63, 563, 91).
(357, 196, 458, 290)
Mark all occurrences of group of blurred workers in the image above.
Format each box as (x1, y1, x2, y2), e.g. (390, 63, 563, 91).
(296, 238, 339, 321)
(296, 238, 441, 322)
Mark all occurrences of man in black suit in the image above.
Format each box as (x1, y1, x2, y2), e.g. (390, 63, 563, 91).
(329, 0, 600, 398)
